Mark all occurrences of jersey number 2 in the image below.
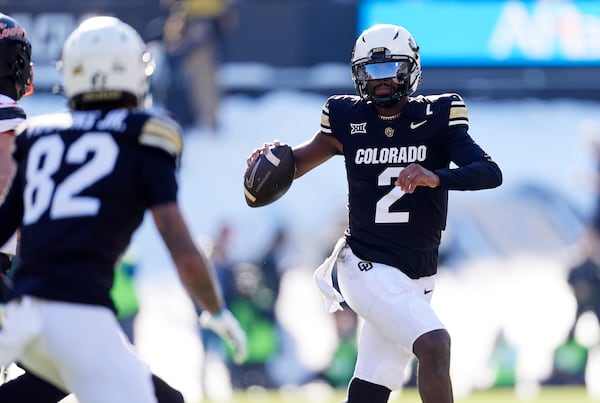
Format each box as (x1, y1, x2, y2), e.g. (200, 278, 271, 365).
(23, 132, 118, 224)
(375, 167, 409, 224)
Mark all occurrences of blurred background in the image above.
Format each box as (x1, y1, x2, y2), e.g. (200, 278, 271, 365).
(5, 0, 600, 402)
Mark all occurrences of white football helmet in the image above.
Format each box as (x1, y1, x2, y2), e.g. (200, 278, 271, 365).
(59, 16, 154, 109)
(351, 24, 421, 106)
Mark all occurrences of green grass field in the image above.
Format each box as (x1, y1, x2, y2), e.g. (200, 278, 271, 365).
(202, 386, 596, 403)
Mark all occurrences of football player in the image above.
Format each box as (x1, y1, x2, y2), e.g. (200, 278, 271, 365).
(247, 24, 502, 403)
(0, 16, 247, 403)
(0, 12, 31, 294)
(0, 13, 185, 403)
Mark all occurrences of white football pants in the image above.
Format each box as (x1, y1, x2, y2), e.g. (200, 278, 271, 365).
(0, 296, 157, 403)
(336, 245, 446, 391)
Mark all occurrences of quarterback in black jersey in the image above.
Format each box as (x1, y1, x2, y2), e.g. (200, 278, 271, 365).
(247, 24, 502, 403)
(0, 16, 246, 403)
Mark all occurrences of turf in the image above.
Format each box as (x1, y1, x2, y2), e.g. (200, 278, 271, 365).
(202, 386, 596, 403)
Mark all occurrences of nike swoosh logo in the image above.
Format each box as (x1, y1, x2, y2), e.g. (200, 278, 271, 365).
(410, 120, 427, 130)
(424, 289, 433, 295)
(245, 159, 261, 188)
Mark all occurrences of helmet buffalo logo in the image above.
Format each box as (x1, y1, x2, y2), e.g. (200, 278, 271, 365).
(91, 72, 107, 89)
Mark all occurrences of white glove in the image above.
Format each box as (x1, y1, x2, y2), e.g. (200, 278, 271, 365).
(199, 308, 248, 364)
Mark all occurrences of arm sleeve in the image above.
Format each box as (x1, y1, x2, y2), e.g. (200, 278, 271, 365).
(434, 126, 503, 190)
(140, 147, 179, 207)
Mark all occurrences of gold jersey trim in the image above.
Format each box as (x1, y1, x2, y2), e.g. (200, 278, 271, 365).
(449, 99, 469, 127)
(140, 117, 183, 156)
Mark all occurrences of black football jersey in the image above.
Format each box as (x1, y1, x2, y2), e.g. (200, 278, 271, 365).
(0, 108, 183, 310)
(323, 93, 502, 278)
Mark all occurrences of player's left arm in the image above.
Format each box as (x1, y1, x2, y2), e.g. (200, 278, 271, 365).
(137, 116, 224, 311)
(152, 201, 248, 363)
(397, 94, 502, 192)
(152, 201, 224, 313)
(433, 94, 502, 190)
(434, 125, 503, 190)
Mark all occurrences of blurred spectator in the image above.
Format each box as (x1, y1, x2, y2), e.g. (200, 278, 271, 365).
(560, 229, 600, 389)
(568, 121, 600, 398)
(320, 308, 358, 388)
(208, 222, 237, 301)
(568, 230, 600, 333)
(161, 0, 238, 132)
(195, 222, 237, 399)
(545, 338, 587, 386)
(110, 246, 141, 343)
(258, 228, 327, 388)
(487, 330, 517, 388)
(227, 261, 280, 389)
(257, 227, 288, 303)
(144, 16, 173, 114)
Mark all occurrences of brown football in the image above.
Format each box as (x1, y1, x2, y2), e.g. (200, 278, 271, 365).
(243, 144, 295, 208)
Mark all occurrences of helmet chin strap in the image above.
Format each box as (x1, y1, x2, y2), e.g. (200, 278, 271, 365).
(369, 79, 409, 107)
(372, 96, 399, 107)
(371, 87, 404, 107)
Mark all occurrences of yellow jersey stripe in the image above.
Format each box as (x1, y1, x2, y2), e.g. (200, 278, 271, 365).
(140, 117, 183, 156)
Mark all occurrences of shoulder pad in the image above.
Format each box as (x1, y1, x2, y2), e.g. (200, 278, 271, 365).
(322, 95, 361, 135)
(329, 94, 360, 102)
(326, 94, 363, 110)
(139, 115, 183, 157)
(419, 92, 462, 104)
(447, 93, 468, 127)
(419, 93, 468, 128)
(330, 94, 361, 105)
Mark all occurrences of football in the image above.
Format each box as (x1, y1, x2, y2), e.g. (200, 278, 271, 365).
(243, 144, 295, 207)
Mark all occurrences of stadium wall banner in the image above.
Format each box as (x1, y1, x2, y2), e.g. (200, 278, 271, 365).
(6, 3, 164, 66)
(4, 1, 165, 90)
(5, 1, 357, 70)
(359, 0, 600, 67)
